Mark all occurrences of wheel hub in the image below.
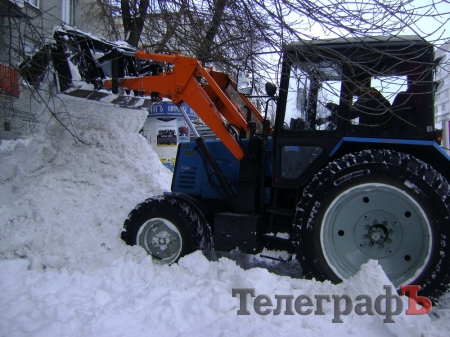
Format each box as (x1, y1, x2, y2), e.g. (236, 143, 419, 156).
(151, 228, 172, 251)
(355, 213, 399, 256)
(367, 223, 389, 245)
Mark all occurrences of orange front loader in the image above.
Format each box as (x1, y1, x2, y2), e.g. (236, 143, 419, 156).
(103, 47, 266, 161)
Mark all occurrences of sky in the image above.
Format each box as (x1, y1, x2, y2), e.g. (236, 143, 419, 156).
(1, 95, 450, 336)
(303, 0, 450, 45)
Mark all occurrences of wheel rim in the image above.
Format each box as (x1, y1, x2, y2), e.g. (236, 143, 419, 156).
(320, 183, 431, 287)
(137, 218, 182, 264)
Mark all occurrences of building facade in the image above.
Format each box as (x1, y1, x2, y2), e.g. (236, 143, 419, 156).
(434, 41, 450, 154)
(0, 0, 108, 140)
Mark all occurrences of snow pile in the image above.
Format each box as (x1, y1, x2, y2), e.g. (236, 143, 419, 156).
(0, 255, 443, 337)
(0, 97, 172, 271)
(0, 96, 448, 336)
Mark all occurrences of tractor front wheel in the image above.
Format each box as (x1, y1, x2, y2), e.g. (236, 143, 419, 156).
(121, 196, 212, 264)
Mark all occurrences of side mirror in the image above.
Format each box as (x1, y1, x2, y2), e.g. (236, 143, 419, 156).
(265, 82, 277, 97)
(434, 80, 444, 93)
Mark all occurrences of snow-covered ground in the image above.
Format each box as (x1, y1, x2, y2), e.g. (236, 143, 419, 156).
(1, 96, 450, 336)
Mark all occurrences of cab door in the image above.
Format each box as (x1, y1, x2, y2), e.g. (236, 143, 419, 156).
(272, 56, 346, 189)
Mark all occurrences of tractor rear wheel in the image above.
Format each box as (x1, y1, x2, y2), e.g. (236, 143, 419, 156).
(121, 196, 212, 264)
(294, 149, 450, 302)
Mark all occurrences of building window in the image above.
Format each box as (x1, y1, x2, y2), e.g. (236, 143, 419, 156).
(25, 0, 39, 8)
(443, 103, 446, 112)
(62, 0, 75, 25)
(0, 64, 20, 97)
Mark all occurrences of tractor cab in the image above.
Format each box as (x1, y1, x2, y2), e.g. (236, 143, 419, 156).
(273, 35, 437, 189)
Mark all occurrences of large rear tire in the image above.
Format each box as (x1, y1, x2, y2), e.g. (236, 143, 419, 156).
(293, 149, 450, 302)
(121, 196, 212, 264)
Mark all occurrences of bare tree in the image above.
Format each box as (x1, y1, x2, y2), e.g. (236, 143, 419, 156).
(11, 1, 450, 89)
(2, 0, 450, 139)
(78, 0, 123, 41)
(121, 0, 150, 46)
(125, 0, 449, 91)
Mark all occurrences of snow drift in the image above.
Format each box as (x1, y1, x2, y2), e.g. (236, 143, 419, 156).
(0, 96, 449, 336)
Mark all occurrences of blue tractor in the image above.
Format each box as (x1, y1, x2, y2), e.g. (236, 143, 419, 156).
(120, 35, 450, 303)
